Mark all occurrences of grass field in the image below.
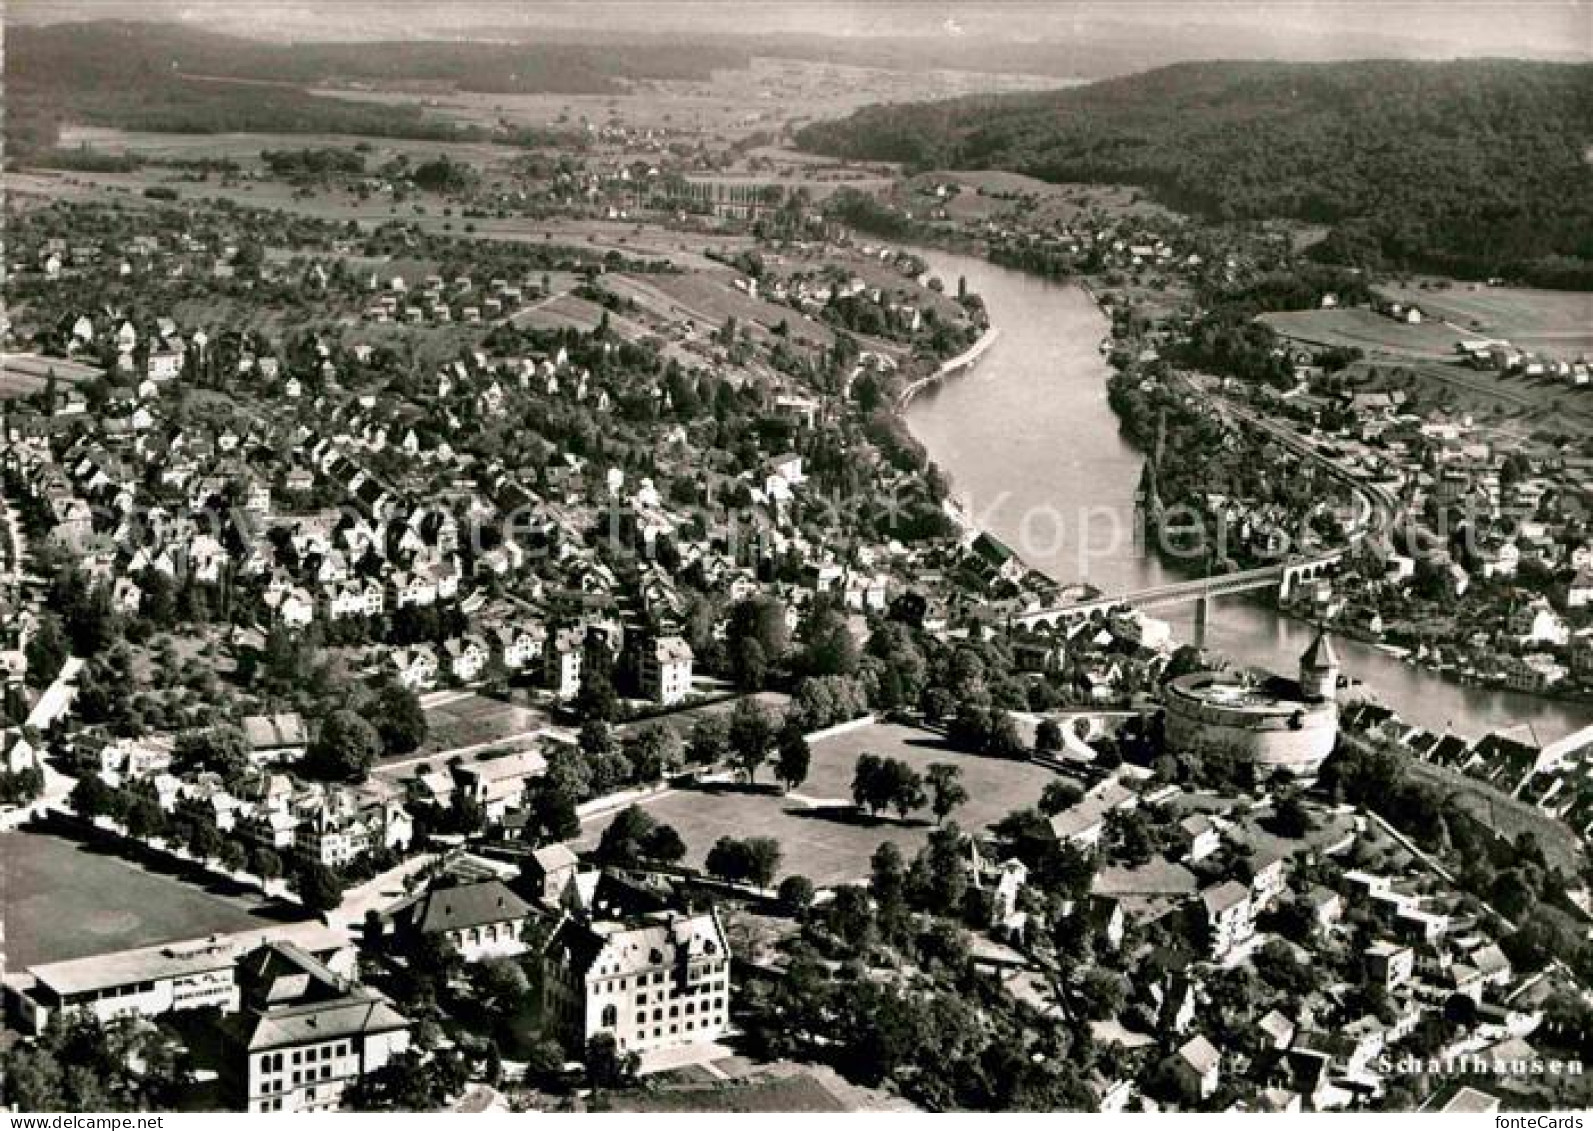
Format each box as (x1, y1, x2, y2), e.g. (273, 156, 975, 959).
(0, 353, 106, 402)
(1376, 282, 1593, 356)
(2, 826, 295, 968)
(577, 721, 1056, 886)
(411, 692, 550, 757)
(1259, 308, 1464, 359)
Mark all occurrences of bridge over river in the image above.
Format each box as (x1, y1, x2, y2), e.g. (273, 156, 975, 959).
(1011, 550, 1345, 637)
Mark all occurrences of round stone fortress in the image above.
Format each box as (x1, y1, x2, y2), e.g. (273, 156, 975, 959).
(1163, 630, 1340, 775)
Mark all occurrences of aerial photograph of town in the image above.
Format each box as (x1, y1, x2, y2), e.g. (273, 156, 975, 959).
(0, 0, 1590, 1117)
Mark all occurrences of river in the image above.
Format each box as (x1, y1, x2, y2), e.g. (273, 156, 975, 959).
(905, 248, 1593, 742)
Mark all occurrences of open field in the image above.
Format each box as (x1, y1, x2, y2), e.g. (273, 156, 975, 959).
(1376, 281, 1593, 356)
(2, 825, 298, 968)
(607, 271, 836, 349)
(0, 353, 106, 401)
(1259, 307, 1465, 359)
(577, 721, 1055, 886)
(410, 692, 551, 757)
(796, 721, 1055, 811)
(55, 125, 516, 170)
(301, 57, 1058, 142)
(910, 172, 1179, 229)
(6, 171, 746, 273)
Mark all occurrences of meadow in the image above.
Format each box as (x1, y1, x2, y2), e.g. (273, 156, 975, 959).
(576, 721, 1057, 886)
(3, 826, 293, 968)
(1258, 307, 1464, 359)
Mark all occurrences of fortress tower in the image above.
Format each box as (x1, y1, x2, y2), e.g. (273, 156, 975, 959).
(1299, 627, 1341, 702)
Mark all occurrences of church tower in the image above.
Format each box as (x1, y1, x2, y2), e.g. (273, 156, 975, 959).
(1299, 627, 1340, 702)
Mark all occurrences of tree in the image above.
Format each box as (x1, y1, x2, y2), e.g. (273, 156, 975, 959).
(1266, 791, 1313, 837)
(743, 836, 782, 889)
(70, 774, 115, 819)
(188, 819, 223, 862)
(687, 713, 730, 766)
(291, 860, 344, 913)
(852, 753, 886, 814)
(24, 615, 69, 689)
(705, 836, 746, 884)
(727, 698, 774, 783)
(871, 841, 909, 939)
(727, 596, 789, 674)
(1, 1013, 188, 1111)
(778, 874, 816, 916)
(626, 724, 682, 782)
(774, 721, 812, 793)
(250, 845, 283, 881)
(124, 796, 166, 841)
(705, 835, 782, 889)
(925, 763, 967, 825)
(374, 681, 428, 754)
(1039, 778, 1085, 816)
(910, 823, 969, 916)
(574, 646, 620, 721)
(584, 1033, 639, 1091)
(1035, 718, 1064, 753)
(579, 718, 616, 758)
(729, 635, 768, 691)
(799, 598, 860, 677)
(306, 709, 383, 782)
(883, 759, 925, 821)
(595, 805, 657, 868)
(175, 724, 251, 788)
(218, 838, 248, 872)
(470, 958, 531, 1016)
(523, 781, 581, 845)
(1076, 969, 1128, 1020)
(641, 823, 688, 865)
(826, 884, 877, 951)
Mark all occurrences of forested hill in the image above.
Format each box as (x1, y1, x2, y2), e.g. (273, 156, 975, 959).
(797, 60, 1593, 287)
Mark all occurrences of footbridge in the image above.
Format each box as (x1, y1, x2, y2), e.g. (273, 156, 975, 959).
(1012, 551, 1344, 635)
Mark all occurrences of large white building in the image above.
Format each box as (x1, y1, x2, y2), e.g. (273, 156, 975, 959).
(230, 942, 410, 1113)
(4, 924, 349, 1035)
(640, 635, 694, 706)
(542, 908, 731, 1057)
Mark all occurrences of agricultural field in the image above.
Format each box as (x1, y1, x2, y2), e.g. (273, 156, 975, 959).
(577, 721, 1056, 886)
(909, 172, 1179, 230)
(1258, 307, 1465, 360)
(55, 125, 514, 172)
(0, 353, 105, 401)
(410, 691, 551, 758)
(1375, 281, 1593, 358)
(305, 57, 1058, 145)
(2, 826, 292, 968)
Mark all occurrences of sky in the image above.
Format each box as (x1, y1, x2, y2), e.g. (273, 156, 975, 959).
(10, 0, 1590, 61)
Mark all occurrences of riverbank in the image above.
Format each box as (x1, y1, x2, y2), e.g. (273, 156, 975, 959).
(894, 324, 1002, 411)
